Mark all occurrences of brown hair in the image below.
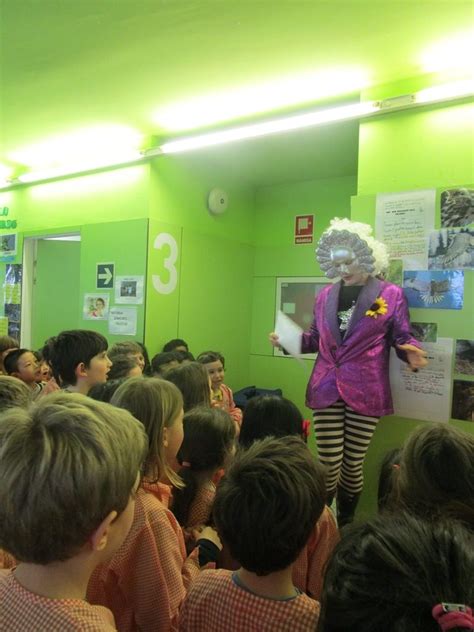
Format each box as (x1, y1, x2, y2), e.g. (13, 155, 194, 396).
(0, 393, 147, 564)
(213, 436, 326, 575)
(396, 423, 474, 529)
(0, 335, 19, 373)
(0, 375, 31, 412)
(165, 362, 211, 411)
(111, 377, 183, 487)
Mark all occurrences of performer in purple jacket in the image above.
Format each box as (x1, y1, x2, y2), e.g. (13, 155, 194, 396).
(270, 218, 427, 526)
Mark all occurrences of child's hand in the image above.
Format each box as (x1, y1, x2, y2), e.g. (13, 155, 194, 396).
(197, 526, 222, 551)
(38, 378, 60, 397)
(269, 332, 281, 348)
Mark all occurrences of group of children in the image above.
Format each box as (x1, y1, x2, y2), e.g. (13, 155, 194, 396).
(0, 329, 473, 631)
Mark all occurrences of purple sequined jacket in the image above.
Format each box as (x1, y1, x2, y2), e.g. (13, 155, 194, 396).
(302, 277, 420, 417)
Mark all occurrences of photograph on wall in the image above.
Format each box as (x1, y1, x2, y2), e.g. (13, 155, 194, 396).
(440, 187, 474, 227)
(115, 275, 144, 305)
(455, 339, 474, 375)
(451, 379, 474, 422)
(0, 233, 17, 261)
(375, 188, 435, 269)
(403, 270, 464, 309)
(428, 227, 474, 270)
(384, 258, 403, 286)
(83, 293, 109, 320)
(411, 322, 438, 343)
(389, 337, 453, 423)
(0, 317, 8, 336)
(108, 306, 137, 336)
(274, 277, 327, 359)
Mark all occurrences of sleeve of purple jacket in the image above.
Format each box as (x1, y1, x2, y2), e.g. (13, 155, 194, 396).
(389, 287, 422, 362)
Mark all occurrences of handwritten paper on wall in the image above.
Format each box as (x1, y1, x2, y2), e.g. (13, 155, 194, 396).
(389, 337, 453, 423)
(376, 189, 435, 269)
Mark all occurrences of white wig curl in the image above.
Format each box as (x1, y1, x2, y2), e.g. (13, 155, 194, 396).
(320, 217, 389, 276)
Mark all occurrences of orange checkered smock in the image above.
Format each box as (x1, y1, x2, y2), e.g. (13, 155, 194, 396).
(212, 384, 242, 428)
(87, 481, 201, 632)
(0, 570, 116, 631)
(292, 506, 339, 601)
(178, 569, 320, 632)
(186, 483, 215, 529)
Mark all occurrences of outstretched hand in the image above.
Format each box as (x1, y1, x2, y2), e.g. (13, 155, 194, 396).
(396, 343, 428, 371)
(268, 332, 281, 348)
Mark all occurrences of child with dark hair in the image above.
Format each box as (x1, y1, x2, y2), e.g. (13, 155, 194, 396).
(163, 338, 189, 353)
(4, 348, 43, 398)
(136, 342, 152, 376)
(197, 351, 242, 429)
(43, 330, 111, 395)
(377, 447, 401, 511)
(151, 351, 180, 376)
(396, 423, 474, 529)
(106, 354, 142, 380)
(318, 512, 474, 632)
(237, 394, 339, 601)
(88, 378, 129, 404)
(0, 393, 147, 630)
(179, 436, 323, 631)
(0, 335, 18, 375)
(0, 375, 31, 412)
(175, 350, 195, 363)
(166, 362, 211, 412)
(172, 407, 236, 532)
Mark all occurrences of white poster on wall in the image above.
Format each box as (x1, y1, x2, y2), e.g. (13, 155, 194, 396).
(108, 307, 137, 336)
(375, 189, 435, 269)
(389, 337, 453, 422)
(115, 276, 144, 305)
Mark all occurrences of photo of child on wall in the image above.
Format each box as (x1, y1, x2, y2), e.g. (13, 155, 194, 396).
(83, 294, 109, 320)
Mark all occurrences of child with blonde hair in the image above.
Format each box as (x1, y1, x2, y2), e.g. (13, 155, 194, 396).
(0, 375, 31, 412)
(87, 377, 222, 632)
(0, 393, 147, 631)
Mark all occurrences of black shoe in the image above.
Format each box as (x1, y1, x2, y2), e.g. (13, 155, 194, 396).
(336, 486, 360, 528)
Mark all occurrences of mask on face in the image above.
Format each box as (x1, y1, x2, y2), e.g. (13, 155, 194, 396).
(316, 229, 376, 280)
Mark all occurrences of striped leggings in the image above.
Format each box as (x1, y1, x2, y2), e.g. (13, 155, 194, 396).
(313, 400, 379, 497)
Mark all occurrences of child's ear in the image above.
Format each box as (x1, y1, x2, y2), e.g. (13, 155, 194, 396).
(89, 510, 118, 552)
(75, 362, 88, 379)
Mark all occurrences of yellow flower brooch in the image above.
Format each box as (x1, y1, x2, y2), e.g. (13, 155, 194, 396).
(366, 296, 388, 318)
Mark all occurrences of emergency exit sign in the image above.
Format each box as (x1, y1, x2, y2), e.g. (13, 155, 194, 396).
(294, 214, 314, 244)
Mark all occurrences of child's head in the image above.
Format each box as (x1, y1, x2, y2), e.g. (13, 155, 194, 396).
(318, 513, 474, 632)
(172, 407, 236, 526)
(4, 348, 40, 385)
(88, 377, 129, 403)
(165, 362, 211, 411)
(0, 375, 31, 412)
(0, 335, 19, 373)
(396, 423, 474, 528)
(108, 341, 145, 372)
(239, 394, 305, 448)
(106, 354, 142, 380)
(0, 392, 147, 565)
(43, 330, 110, 389)
(163, 338, 189, 353)
(175, 350, 195, 364)
(214, 436, 326, 575)
(197, 351, 225, 393)
(151, 351, 180, 376)
(111, 377, 184, 486)
(377, 447, 401, 511)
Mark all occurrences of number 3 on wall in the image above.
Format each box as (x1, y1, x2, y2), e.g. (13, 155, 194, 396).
(152, 233, 179, 295)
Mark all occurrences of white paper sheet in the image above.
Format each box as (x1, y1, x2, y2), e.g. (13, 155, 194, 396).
(275, 310, 303, 357)
(389, 337, 453, 422)
(108, 307, 137, 336)
(376, 189, 435, 269)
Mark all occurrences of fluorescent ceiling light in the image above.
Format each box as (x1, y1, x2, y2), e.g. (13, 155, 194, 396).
(420, 30, 474, 73)
(16, 151, 143, 184)
(9, 124, 143, 169)
(42, 235, 81, 241)
(415, 79, 474, 104)
(158, 101, 379, 154)
(153, 68, 370, 132)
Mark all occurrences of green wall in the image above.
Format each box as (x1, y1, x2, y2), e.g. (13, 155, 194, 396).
(32, 240, 81, 348)
(352, 100, 474, 521)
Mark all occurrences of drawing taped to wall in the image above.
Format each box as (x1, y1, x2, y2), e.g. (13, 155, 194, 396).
(115, 276, 144, 305)
(440, 187, 474, 227)
(83, 293, 109, 320)
(451, 379, 474, 422)
(455, 339, 474, 376)
(428, 227, 474, 270)
(411, 322, 438, 343)
(403, 270, 464, 309)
